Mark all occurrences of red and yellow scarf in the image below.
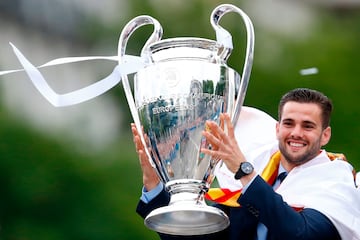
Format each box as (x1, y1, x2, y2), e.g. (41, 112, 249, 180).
(205, 151, 348, 207)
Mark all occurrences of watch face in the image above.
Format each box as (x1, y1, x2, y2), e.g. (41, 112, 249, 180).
(241, 162, 253, 174)
(234, 162, 254, 180)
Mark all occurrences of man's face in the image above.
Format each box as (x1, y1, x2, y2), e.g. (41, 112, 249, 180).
(276, 101, 331, 167)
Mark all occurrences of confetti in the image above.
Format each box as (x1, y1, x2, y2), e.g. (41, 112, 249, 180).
(299, 67, 318, 76)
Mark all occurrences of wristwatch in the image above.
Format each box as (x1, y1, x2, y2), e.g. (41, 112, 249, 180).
(234, 162, 254, 180)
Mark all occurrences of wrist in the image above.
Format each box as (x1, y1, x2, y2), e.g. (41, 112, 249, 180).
(239, 171, 257, 186)
(234, 161, 254, 180)
(144, 179, 160, 191)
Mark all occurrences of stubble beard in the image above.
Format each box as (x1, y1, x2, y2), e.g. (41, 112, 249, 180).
(278, 139, 321, 167)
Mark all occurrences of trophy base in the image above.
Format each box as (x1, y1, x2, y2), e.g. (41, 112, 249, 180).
(144, 202, 229, 235)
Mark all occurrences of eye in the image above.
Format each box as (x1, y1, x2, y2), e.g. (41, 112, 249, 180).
(282, 119, 293, 125)
(282, 120, 293, 127)
(303, 123, 315, 130)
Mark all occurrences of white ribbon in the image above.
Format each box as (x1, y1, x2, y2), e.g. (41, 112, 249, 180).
(0, 42, 146, 107)
(215, 27, 233, 50)
(0, 24, 233, 107)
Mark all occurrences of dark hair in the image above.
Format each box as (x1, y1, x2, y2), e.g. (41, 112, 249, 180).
(278, 88, 333, 129)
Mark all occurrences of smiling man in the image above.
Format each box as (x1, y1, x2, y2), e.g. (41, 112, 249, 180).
(276, 88, 332, 169)
(202, 88, 360, 240)
(135, 88, 360, 240)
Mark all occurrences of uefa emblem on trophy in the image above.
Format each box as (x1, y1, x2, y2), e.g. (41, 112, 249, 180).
(0, 3, 254, 236)
(120, 4, 254, 235)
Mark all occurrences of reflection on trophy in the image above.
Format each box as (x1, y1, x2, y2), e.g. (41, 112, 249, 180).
(120, 4, 254, 235)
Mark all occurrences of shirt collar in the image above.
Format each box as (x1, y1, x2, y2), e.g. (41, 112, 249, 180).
(278, 162, 287, 176)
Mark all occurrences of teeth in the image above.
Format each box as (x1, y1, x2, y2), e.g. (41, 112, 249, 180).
(290, 142, 303, 147)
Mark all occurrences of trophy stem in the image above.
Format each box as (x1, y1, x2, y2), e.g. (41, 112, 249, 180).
(144, 180, 230, 235)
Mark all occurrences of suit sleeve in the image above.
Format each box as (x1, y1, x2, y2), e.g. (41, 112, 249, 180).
(136, 188, 170, 219)
(238, 176, 340, 240)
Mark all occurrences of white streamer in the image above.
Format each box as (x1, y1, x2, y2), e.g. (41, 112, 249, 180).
(0, 31, 229, 107)
(215, 27, 233, 50)
(0, 43, 146, 107)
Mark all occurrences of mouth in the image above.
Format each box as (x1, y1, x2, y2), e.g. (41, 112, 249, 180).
(287, 140, 307, 151)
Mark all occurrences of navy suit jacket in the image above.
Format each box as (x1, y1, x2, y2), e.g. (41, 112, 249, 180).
(136, 176, 340, 240)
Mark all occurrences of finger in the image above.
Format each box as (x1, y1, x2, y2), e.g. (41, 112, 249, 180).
(144, 133, 150, 146)
(131, 123, 139, 140)
(131, 123, 136, 134)
(131, 123, 145, 137)
(201, 147, 224, 160)
(206, 120, 223, 138)
(220, 113, 225, 131)
(213, 113, 233, 146)
(202, 130, 222, 149)
(205, 121, 229, 151)
(131, 125, 141, 153)
(223, 113, 235, 139)
(131, 123, 150, 146)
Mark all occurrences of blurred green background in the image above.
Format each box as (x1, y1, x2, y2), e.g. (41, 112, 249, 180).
(0, 0, 360, 239)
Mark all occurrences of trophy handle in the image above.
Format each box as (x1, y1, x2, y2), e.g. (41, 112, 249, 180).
(210, 4, 255, 126)
(118, 16, 167, 182)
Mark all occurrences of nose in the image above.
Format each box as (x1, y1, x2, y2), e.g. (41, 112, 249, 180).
(290, 124, 303, 138)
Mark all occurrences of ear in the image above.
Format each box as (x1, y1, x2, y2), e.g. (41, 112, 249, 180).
(320, 126, 331, 146)
(275, 122, 280, 139)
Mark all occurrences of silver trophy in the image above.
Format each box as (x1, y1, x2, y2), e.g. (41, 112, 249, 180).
(119, 4, 254, 235)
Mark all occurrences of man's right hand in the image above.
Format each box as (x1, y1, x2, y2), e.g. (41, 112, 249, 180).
(131, 123, 160, 191)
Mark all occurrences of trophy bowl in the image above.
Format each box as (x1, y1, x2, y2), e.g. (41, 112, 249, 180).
(135, 37, 238, 235)
(119, 4, 254, 235)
